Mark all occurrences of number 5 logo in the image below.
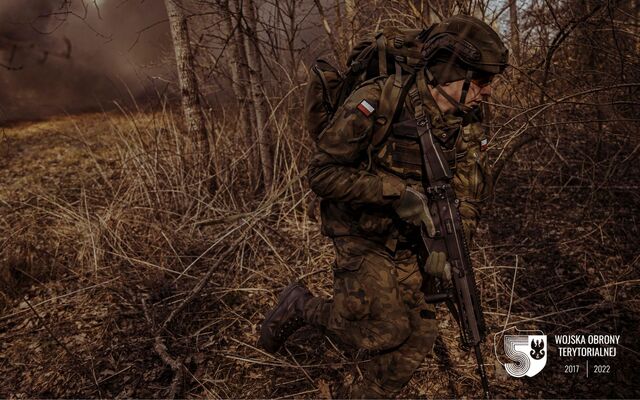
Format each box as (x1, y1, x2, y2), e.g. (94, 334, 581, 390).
(503, 334, 547, 377)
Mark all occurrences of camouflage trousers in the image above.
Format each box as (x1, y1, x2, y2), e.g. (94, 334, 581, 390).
(303, 236, 438, 398)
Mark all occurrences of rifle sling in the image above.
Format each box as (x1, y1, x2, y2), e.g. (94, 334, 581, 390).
(414, 69, 453, 183)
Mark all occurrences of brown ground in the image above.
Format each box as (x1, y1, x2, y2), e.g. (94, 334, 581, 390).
(0, 112, 638, 398)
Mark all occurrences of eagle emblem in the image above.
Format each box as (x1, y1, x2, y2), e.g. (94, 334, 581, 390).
(530, 338, 545, 360)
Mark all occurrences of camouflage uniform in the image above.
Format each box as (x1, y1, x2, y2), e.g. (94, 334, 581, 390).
(304, 76, 491, 397)
(258, 14, 507, 398)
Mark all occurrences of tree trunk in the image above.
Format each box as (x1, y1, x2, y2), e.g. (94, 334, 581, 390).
(579, 0, 606, 158)
(345, 0, 356, 48)
(232, 3, 260, 172)
(509, 0, 521, 64)
(222, 0, 260, 186)
(164, 0, 211, 164)
(312, 0, 343, 65)
(283, 0, 300, 82)
(241, 0, 274, 190)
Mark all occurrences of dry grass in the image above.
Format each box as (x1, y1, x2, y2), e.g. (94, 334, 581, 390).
(0, 98, 638, 398)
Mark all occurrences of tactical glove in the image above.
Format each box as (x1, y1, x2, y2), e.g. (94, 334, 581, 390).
(426, 251, 452, 281)
(393, 187, 436, 237)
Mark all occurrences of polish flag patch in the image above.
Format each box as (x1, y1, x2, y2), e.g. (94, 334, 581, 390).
(357, 100, 375, 117)
(480, 138, 488, 151)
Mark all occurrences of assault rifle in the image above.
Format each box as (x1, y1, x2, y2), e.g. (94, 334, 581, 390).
(416, 117, 491, 399)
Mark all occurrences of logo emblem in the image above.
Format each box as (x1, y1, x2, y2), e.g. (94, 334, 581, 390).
(503, 334, 547, 377)
(530, 337, 545, 360)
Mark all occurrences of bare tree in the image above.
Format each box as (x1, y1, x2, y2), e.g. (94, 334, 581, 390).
(221, 0, 260, 185)
(312, 0, 344, 64)
(345, 0, 357, 47)
(164, 0, 211, 163)
(509, 0, 520, 64)
(239, 0, 274, 189)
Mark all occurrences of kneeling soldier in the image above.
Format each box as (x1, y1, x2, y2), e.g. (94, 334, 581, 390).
(259, 14, 508, 398)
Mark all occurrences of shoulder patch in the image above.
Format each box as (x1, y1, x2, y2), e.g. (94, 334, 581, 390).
(357, 100, 375, 116)
(480, 137, 488, 151)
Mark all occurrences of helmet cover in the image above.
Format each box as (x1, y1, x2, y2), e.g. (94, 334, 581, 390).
(424, 15, 509, 83)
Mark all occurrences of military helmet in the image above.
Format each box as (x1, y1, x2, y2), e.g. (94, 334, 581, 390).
(423, 15, 509, 83)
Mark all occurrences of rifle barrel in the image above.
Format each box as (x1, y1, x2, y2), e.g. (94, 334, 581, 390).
(474, 343, 491, 399)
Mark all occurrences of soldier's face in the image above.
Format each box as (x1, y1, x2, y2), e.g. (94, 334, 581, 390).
(432, 77, 494, 114)
(466, 77, 494, 105)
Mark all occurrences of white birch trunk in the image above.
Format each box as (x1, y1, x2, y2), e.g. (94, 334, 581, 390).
(164, 0, 210, 162)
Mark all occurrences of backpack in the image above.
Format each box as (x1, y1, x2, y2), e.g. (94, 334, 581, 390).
(304, 27, 432, 147)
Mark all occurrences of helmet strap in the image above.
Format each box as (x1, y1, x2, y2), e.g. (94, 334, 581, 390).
(459, 70, 474, 105)
(426, 67, 474, 115)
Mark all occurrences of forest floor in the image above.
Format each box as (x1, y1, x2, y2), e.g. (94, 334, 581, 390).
(0, 112, 639, 398)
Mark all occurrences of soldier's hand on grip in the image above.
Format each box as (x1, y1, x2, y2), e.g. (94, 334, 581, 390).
(426, 251, 452, 280)
(393, 187, 436, 237)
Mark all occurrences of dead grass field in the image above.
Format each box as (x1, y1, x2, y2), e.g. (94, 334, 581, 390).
(0, 111, 638, 398)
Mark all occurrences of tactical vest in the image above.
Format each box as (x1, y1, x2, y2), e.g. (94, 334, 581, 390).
(373, 94, 484, 184)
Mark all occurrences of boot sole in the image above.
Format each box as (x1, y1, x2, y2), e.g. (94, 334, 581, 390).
(257, 282, 301, 352)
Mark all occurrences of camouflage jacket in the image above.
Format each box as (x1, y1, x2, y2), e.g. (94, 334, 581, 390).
(308, 76, 492, 249)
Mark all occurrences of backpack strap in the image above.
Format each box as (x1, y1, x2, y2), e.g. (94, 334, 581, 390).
(370, 72, 415, 148)
(376, 32, 388, 76)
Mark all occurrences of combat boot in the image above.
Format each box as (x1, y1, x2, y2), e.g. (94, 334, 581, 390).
(258, 282, 312, 353)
